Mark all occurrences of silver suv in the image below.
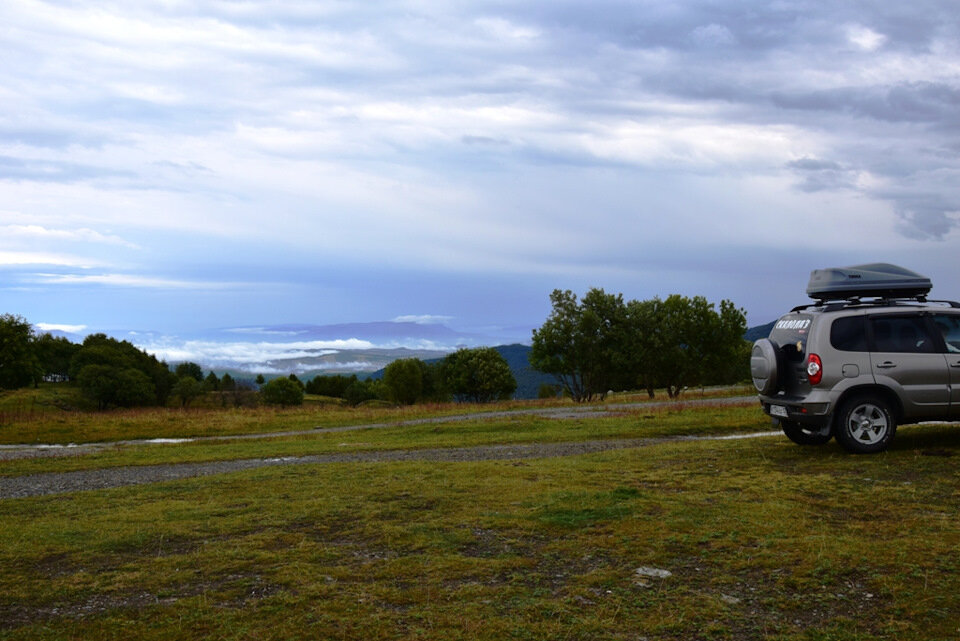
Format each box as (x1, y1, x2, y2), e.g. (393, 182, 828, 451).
(751, 264, 960, 453)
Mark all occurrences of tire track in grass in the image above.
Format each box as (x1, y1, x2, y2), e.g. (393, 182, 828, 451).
(0, 430, 780, 499)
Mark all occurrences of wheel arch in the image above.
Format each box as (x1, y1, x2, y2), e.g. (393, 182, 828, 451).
(832, 385, 904, 424)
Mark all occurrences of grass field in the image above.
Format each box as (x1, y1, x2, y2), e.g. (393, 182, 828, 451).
(1, 393, 958, 640)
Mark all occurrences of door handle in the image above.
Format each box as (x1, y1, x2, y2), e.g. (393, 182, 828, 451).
(876, 361, 897, 369)
(951, 361, 960, 368)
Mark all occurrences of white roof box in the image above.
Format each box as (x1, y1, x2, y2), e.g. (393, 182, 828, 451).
(806, 263, 932, 301)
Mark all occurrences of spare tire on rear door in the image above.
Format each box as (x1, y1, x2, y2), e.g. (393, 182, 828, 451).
(751, 338, 779, 395)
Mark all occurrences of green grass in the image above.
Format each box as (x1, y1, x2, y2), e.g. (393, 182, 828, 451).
(0, 383, 753, 446)
(1, 399, 958, 639)
(0, 403, 768, 478)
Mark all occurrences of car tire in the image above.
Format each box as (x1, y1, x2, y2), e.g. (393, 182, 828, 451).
(751, 339, 780, 395)
(780, 420, 832, 445)
(834, 395, 897, 454)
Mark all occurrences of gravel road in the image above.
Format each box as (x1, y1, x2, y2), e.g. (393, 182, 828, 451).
(0, 396, 770, 500)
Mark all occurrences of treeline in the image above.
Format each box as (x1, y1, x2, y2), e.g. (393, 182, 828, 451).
(0, 313, 518, 410)
(298, 347, 517, 406)
(530, 289, 750, 402)
(0, 314, 258, 409)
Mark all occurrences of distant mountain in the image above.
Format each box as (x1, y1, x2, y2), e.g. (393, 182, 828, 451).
(218, 321, 477, 345)
(493, 344, 558, 399)
(744, 321, 775, 342)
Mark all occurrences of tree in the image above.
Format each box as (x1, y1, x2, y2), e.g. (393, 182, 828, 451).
(260, 376, 304, 406)
(255, 374, 266, 386)
(70, 334, 174, 408)
(306, 374, 357, 398)
(342, 378, 386, 406)
(76, 364, 156, 410)
(383, 358, 424, 405)
(529, 289, 628, 402)
(439, 347, 517, 403)
(33, 333, 81, 384)
(0, 314, 38, 390)
(173, 376, 203, 408)
(175, 362, 204, 382)
(531, 289, 749, 401)
(624, 295, 748, 398)
(220, 372, 236, 391)
(203, 371, 220, 392)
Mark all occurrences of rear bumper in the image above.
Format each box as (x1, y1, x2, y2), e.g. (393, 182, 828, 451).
(758, 396, 832, 427)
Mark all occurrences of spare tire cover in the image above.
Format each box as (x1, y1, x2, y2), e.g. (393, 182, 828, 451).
(751, 338, 779, 395)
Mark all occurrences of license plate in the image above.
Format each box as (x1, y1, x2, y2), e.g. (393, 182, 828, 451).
(770, 404, 788, 418)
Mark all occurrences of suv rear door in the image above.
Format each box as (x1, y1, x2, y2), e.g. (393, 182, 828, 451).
(867, 313, 951, 419)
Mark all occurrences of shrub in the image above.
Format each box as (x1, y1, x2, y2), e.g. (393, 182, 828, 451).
(260, 377, 305, 407)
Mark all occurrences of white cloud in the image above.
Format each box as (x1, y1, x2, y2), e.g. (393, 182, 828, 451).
(29, 273, 247, 290)
(846, 25, 887, 52)
(0, 251, 102, 267)
(35, 322, 87, 333)
(1, 225, 138, 248)
(139, 338, 375, 366)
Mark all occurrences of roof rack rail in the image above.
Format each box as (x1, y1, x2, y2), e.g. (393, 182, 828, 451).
(927, 299, 960, 309)
(789, 297, 960, 313)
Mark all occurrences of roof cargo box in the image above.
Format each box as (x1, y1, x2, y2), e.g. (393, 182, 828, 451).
(806, 263, 932, 301)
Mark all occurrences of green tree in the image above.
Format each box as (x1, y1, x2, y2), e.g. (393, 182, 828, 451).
(439, 347, 517, 403)
(342, 378, 386, 406)
(624, 295, 748, 398)
(305, 374, 357, 398)
(529, 289, 628, 402)
(260, 377, 304, 406)
(70, 334, 174, 408)
(32, 333, 81, 384)
(383, 358, 424, 405)
(0, 314, 38, 390)
(255, 374, 266, 386)
(76, 364, 156, 410)
(173, 376, 203, 408)
(220, 372, 236, 391)
(203, 371, 220, 392)
(175, 362, 204, 382)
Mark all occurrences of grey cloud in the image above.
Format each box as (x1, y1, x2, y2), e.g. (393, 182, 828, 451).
(772, 83, 960, 127)
(787, 158, 844, 172)
(786, 157, 857, 193)
(892, 197, 960, 240)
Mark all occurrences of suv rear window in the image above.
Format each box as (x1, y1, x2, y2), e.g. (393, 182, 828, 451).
(830, 316, 867, 351)
(769, 314, 812, 361)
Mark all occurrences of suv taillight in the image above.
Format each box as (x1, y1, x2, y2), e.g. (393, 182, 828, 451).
(807, 354, 823, 385)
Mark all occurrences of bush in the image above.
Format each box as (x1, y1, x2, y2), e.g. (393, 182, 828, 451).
(260, 377, 305, 407)
(538, 383, 561, 399)
(383, 358, 424, 405)
(439, 347, 517, 403)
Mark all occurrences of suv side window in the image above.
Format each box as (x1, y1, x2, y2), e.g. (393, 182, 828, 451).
(932, 314, 960, 353)
(869, 315, 937, 353)
(830, 316, 867, 351)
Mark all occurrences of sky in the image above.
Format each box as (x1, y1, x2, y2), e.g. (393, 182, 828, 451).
(3, 0, 960, 362)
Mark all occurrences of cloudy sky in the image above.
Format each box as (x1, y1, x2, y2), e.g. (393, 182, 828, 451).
(3, 0, 960, 353)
